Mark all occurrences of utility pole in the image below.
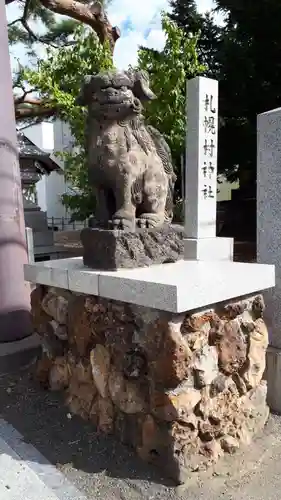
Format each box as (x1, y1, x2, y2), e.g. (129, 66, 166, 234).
(0, 2, 31, 342)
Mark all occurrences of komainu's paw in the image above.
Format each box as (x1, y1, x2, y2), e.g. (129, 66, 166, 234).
(137, 213, 164, 229)
(112, 211, 135, 231)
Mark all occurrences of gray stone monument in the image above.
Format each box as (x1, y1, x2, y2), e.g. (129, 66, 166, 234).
(257, 107, 281, 412)
(184, 76, 233, 260)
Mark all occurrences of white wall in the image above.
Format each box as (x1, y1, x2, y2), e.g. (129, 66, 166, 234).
(21, 120, 75, 220)
(23, 122, 54, 152)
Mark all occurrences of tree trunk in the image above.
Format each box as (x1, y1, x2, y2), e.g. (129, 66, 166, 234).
(0, 2, 32, 342)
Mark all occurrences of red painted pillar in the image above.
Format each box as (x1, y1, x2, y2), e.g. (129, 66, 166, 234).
(0, 3, 31, 342)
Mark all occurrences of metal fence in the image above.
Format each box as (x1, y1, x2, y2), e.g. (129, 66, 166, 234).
(47, 217, 89, 231)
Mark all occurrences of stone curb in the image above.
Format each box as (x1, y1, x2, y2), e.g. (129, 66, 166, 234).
(0, 334, 42, 375)
(0, 418, 88, 500)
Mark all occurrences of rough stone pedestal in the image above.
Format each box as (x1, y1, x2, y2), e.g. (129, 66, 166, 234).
(24, 257, 275, 484)
(80, 225, 184, 270)
(31, 286, 270, 484)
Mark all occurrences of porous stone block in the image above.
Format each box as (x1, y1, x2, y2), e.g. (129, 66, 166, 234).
(80, 225, 184, 270)
(31, 285, 270, 484)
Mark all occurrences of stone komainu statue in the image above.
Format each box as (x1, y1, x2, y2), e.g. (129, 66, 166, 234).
(76, 69, 177, 230)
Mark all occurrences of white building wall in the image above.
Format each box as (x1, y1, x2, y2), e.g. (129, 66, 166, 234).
(21, 120, 75, 221)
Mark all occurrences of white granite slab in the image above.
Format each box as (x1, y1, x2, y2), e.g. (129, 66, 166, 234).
(184, 236, 233, 261)
(68, 259, 99, 295)
(24, 258, 275, 313)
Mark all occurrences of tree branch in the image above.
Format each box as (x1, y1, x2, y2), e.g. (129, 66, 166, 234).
(23, 0, 32, 19)
(15, 105, 57, 120)
(7, 0, 120, 50)
(8, 18, 21, 27)
(14, 91, 40, 105)
(14, 84, 58, 121)
(8, 0, 122, 122)
(39, 0, 120, 51)
(8, 0, 64, 48)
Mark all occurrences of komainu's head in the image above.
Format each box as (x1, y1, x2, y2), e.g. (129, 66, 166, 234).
(76, 69, 156, 120)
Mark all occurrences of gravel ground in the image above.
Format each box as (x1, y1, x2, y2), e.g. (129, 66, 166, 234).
(1, 367, 281, 500)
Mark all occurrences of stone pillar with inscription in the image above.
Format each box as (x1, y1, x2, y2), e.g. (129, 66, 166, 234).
(184, 76, 233, 261)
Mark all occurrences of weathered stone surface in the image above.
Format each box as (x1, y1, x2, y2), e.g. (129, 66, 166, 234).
(67, 395, 89, 421)
(181, 311, 215, 351)
(193, 345, 219, 387)
(98, 397, 114, 434)
(232, 373, 247, 395)
(252, 295, 265, 319)
(48, 356, 70, 391)
(184, 331, 209, 352)
(137, 416, 201, 481)
(77, 69, 176, 232)
(151, 385, 201, 422)
(88, 300, 135, 361)
(41, 289, 68, 324)
(221, 295, 265, 321)
(35, 354, 53, 388)
(217, 320, 247, 374)
(137, 414, 162, 462)
(223, 299, 248, 319)
(90, 344, 111, 397)
(68, 296, 93, 356)
(30, 286, 51, 331)
(122, 347, 147, 379)
(108, 368, 147, 414)
(242, 319, 268, 389)
(210, 374, 231, 397)
(200, 440, 223, 463)
(132, 309, 164, 359)
(33, 285, 269, 484)
(81, 225, 184, 270)
(220, 435, 240, 454)
(149, 318, 192, 388)
(41, 321, 66, 358)
(66, 360, 97, 417)
(198, 384, 240, 425)
(49, 320, 68, 340)
(74, 360, 93, 384)
(239, 381, 269, 438)
(198, 418, 222, 441)
(115, 412, 143, 448)
(182, 311, 214, 333)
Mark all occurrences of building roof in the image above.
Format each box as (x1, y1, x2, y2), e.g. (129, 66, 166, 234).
(17, 130, 61, 174)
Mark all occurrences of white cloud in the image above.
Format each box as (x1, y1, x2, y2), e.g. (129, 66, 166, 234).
(146, 29, 167, 51)
(7, 0, 216, 71)
(108, 0, 170, 69)
(108, 0, 170, 32)
(109, 0, 216, 69)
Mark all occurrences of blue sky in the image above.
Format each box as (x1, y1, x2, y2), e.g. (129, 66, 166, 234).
(7, 0, 215, 71)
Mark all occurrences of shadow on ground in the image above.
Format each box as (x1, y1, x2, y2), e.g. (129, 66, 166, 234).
(1, 367, 281, 500)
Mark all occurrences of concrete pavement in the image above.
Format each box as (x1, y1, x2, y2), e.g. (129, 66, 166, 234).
(0, 419, 87, 500)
